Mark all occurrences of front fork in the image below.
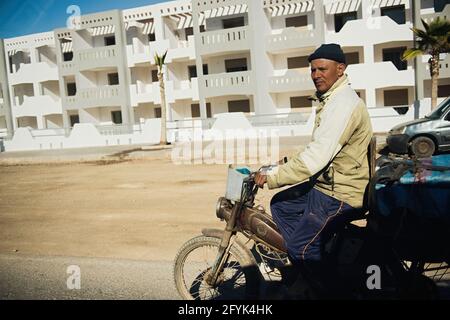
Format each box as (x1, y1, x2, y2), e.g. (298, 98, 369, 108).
(205, 202, 242, 286)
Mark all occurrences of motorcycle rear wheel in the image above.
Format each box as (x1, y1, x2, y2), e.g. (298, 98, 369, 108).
(173, 235, 256, 300)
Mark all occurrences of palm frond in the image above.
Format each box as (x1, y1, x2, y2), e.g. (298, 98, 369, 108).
(402, 48, 423, 61)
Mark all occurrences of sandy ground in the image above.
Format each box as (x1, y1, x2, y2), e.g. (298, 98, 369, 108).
(0, 136, 386, 263)
(0, 147, 287, 262)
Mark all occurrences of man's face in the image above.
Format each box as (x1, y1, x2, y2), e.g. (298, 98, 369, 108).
(310, 59, 346, 94)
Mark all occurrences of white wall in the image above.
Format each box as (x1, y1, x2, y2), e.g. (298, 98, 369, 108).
(37, 46, 57, 66)
(171, 99, 194, 120)
(41, 81, 60, 100)
(44, 114, 63, 128)
(80, 106, 122, 124)
(133, 103, 159, 123)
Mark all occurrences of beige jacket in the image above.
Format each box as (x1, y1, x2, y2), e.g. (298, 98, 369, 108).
(267, 75, 373, 208)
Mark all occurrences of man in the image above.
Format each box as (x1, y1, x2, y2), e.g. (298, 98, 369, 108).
(255, 43, 373, 268)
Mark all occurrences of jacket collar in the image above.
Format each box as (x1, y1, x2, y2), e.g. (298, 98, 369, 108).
(310, 74, 349, 103)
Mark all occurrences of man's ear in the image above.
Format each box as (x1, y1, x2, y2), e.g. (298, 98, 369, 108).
(337, 63, 346, 77)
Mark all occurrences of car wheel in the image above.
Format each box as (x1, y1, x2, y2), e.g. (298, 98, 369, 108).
(410, 136, 436, 158)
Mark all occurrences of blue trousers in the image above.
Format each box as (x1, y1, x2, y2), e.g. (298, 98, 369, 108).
(270, 182, 354, 262)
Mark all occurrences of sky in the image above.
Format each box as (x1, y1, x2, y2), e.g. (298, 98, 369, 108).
(0, 0, 169, 39)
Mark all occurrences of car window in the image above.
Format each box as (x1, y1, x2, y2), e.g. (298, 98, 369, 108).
(445, 111, 450, 122)
(426, 97, 450, 120)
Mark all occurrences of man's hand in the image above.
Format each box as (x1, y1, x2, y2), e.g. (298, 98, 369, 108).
(254, 172, 267, 188)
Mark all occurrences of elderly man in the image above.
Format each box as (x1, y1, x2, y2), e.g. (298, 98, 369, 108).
(255, 43, 373, 268)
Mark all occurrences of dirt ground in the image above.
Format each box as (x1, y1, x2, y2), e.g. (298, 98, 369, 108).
(0, 151, 282, 262)
(0, 136, 385, 262)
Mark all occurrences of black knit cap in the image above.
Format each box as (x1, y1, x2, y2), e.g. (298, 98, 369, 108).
(308, 43, 346, 64)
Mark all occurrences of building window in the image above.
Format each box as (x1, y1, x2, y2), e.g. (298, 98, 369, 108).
(383, 47, 408, 70)
(225, 58, 247, 73)
(148, 33, 156, 42)
(344, 52, 360, 65)
(151, 70, 159, 82)
(334, 11, 357, 32)
(438, 84, 450, 97)
(154, 107, 162, 118)
(228, 99, 250, 113)
(108, 73, 119, 85)
(63, 52, 73, 62)
(287, 56, 309, 69)
(185, 27, 194, 40)
(67, 83, 77, 96)
(222, 16, 245, 29)
(384, 89, 409, 106)
(381, 5, 406, 24)
(435, 0, 449, 12)
(70, 115, 79, 127)
(191, 103, 212, 118)
(290, 96, 312, 109)
(104, 36, 116, 46)
(285, 15, 307, 28)
(111, 111, 122, 124)
(188, 64, 209, 79)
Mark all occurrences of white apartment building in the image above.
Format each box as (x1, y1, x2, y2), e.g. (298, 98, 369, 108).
(0, 39, 13, 139)
(4, 32, 62, 132)
(0, 0, 449, 151)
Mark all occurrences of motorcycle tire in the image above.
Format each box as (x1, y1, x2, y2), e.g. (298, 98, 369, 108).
(173, 235, 258, 300)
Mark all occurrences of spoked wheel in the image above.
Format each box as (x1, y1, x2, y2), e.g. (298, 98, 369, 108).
(173, 236, 258, 300)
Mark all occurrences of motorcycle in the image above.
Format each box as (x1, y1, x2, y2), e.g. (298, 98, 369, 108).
(173, 139, 450, 300)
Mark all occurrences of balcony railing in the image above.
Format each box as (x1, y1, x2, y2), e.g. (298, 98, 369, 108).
(247, 112, 309, 127)
(9, 62, 59, 85)
(266, 27, 319, 53)
(64, 85, 121, 109)
(269, 69, 314, 93)
(198, 26, 250, 56)
(75, 46, 120, 70)
(201, 71, 253, 97)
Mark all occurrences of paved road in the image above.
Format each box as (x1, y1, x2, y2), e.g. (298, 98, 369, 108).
(1, 253, 449, 300)
(0, 253, 179, 300)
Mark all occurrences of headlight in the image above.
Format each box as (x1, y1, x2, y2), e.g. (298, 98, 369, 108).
(216, 197, 231, 221)
(389, 126, 406, 135)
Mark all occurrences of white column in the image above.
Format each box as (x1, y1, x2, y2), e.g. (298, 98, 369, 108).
(37, 115, 45, 129)
(365, 89, 377, 108)
(248, 0, 276, 114)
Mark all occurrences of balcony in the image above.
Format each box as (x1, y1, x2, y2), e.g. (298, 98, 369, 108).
(75, 46, 120, 71)
(167, 36, 196, 63)
(327, 16, 412, 46)
(126, 40, 170, 67)
(129, 83, 159, 106)
(268, 69, 314, 93)
(60, 61, 76, 76)
(13, 96, 62, 117)
(200, 71, 253, 98)
(198, 26, 250, 56)
(346, 62, 414, 90)
(420, 54, 450, 80)
(63, 85, 121, 109)
(166, 78, 199, 103)
(9, 62, 58, 85)
(266, 28, 320, 53)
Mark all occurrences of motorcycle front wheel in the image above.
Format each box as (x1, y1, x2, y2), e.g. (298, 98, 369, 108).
(173, 235, 258, 300)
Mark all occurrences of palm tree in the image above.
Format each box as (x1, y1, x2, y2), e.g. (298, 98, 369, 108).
(154, 50, 169, 145)
(403, 17, 450, 110)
